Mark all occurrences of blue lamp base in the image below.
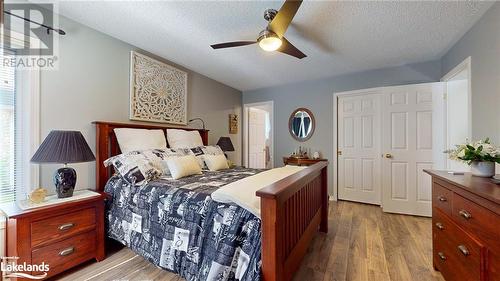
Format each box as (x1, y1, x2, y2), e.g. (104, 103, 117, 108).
(53, 166, 77, 198)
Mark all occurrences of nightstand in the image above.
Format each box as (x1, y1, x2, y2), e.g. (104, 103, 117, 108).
(283, 156, 328, 166)
(0, 192, 106, 279)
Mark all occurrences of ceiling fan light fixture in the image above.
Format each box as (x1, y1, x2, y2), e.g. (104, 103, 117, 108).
(258, 30, 282, 52)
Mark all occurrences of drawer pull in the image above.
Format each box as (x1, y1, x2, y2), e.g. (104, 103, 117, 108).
(458, 245, 470, 256)
(438, 252, 446, 261)
(58, 223, 75, 231)
(435, 222, 444, 230)
(459, 210, 472, 220)
(58, 247, 75, 256)
(437, 196, 447, 202)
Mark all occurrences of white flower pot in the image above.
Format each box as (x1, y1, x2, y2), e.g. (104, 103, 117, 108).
(470, 161, 495, 177)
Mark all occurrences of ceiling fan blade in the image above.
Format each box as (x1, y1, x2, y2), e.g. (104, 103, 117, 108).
(211, 41, 256, 49)
(278, 37, 306, 59)
(269, 0, 303, 37)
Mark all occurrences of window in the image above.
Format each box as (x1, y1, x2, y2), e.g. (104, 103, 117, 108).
(0, 35, 40, 203)
(0, 49, 16, 203)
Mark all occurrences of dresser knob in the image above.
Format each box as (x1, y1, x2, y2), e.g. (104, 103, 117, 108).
(458, 245, 470, 256)
(459, 210, 472, 220)
(437, 196, 447, 202)
(58, 223, 75, 231)
(435, 222, 444, 230)
(438, 252, 446, 261)
(59, 246, 75, 256)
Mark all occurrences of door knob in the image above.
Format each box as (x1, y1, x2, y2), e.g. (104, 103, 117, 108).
(384, 153, 393, 158)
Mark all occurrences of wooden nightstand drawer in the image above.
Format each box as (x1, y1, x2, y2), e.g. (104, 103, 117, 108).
(31, 207, 96, 247)
(32, 230, 97, 278)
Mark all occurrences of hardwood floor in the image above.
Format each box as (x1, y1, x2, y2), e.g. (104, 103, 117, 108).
(54, 201, 443, 281)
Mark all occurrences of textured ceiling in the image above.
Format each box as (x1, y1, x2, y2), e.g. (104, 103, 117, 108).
(57, 1, 493, 91)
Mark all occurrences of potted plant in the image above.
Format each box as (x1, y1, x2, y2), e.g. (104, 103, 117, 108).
(445, 138, 500, 177)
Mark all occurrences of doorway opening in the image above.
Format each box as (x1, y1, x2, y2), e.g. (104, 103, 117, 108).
(441, 57, 472, 172)
(243, 101, 274, 169)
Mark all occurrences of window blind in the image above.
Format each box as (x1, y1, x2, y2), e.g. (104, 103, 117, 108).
(0, 48, 17, 203)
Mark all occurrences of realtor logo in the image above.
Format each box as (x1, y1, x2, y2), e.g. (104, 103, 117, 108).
(1, 2, 61, 69)
(2, 3, 57, 56)
(1, 256, 50, 280)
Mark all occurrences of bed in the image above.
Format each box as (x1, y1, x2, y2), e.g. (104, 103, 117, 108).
(93, 121, 329, 281)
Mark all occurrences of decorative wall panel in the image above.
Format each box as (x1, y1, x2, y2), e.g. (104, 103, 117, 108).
(129, 51, 187, 125)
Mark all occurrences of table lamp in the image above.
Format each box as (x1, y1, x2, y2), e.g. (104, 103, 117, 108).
(216, 137, 235, 158)
(31, 130, 95, 198)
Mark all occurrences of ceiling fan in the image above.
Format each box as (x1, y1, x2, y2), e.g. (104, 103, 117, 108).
(210, 0, 306, 59)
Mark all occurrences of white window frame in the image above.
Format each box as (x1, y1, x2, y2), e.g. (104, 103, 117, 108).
(1, 29, 41, 201)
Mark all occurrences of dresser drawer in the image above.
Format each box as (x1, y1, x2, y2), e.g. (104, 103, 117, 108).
(31, 207, 96, 247)
(432, 182, 453, 215)
(433, 208, 487, 281)
(31, 230, 96, 277)
(452, 193, 500, 245)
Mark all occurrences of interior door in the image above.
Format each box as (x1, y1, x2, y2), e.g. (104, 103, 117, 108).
(338, 93, 382, 205)
(381, 83, 445, 217)
(248, 108, 266, 169)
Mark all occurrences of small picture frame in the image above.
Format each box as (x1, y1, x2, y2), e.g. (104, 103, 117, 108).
(229, 114, 238, 134)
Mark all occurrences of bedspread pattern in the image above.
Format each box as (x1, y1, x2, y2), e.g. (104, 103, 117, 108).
(105, 167, 264, 281)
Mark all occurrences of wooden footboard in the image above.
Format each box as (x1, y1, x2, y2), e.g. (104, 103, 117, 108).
(256, 161, 329, 281)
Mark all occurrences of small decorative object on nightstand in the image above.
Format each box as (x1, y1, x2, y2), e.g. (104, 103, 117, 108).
(283, 156, 327, 166)
(0, 192, 106, 279)
(31, 131, 95, 198)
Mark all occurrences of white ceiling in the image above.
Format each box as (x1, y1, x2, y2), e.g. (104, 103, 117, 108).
(57, 1, 493, 91)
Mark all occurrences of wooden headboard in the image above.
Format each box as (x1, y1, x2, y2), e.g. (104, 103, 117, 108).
(93, 121, 209, 192)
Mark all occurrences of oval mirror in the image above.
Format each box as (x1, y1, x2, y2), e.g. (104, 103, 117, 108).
(289, 108, 315, 142)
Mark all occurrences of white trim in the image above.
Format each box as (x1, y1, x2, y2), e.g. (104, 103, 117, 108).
(441, 56, 472, 150)
(243, 101, 274, 168)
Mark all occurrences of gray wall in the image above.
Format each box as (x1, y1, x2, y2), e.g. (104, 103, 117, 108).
(39, 15, 242, 192)
(243, 60, 442, 195)
(441, 2, 500, 143)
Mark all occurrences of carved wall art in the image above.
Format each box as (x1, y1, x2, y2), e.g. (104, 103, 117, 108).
(129, 51, 188, 125)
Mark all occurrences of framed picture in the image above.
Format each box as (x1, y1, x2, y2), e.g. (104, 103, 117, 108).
(129, 51, 188, 125)
(229, 114, 238, 134)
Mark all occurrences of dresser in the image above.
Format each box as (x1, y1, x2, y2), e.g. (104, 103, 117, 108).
(283, 156, 327, 166)
(0, 193, 106, 279)
(425, 170, 500, 281)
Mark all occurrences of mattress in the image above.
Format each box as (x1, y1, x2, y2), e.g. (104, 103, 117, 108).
(104, 167, 264, 281)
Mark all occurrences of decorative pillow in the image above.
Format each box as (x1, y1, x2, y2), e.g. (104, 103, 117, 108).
(190, 145, 226, 169)
(150, 148, 196, 175)
(165, 155, 203, 180)
(204, 154, 229, 171)
(166, 129, 203, 149)
(104, 150, 163, 185)
(114, 128, 167, 153)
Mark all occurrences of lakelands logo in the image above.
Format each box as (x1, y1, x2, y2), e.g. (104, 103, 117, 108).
(1, 2, 61, 69)
(1, 256, 49, 280)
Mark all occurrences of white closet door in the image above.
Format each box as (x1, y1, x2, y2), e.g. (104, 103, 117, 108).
(338, 93, 382, 205)
(381, 83, 445, 217)
(248, 108, 267, 169)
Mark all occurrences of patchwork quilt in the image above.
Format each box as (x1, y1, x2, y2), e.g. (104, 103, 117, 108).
(104, 167, 265, 281)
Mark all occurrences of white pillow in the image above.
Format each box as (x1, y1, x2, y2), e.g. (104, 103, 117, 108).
(204, 154, 229, 171)
(166, 155, 202, 179)
(166, 129, 203, 149)
(114, 128, 167, 153)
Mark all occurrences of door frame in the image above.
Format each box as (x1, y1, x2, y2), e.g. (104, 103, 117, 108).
(440, 57, 472, 160)
(243, 101, 274, 168)
(333, 83, 446, 202)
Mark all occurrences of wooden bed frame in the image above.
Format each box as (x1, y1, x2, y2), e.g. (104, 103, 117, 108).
(93, 121, 329, 281)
